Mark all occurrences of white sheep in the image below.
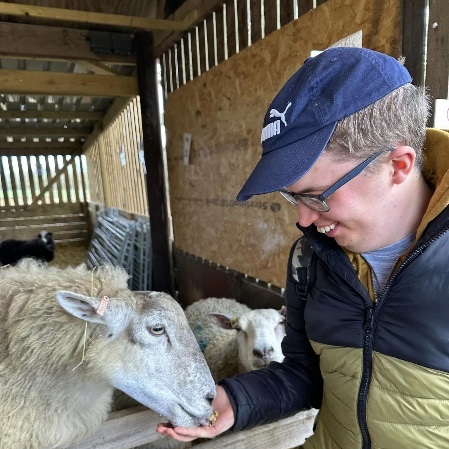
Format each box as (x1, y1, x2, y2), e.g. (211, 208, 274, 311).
(0, 259, 215, 449)
(0, 230, 55, 266)
(185, 297, 286, 382)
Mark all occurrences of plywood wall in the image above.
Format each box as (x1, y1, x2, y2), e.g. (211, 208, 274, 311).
(164, 0, 401, 288)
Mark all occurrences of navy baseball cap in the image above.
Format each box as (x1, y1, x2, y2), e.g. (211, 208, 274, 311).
(237, 47, 412, 201)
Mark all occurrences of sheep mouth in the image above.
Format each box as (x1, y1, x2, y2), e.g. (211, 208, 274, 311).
(167, 405, 212, 428)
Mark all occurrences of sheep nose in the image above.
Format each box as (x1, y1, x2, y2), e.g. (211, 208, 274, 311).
(253, 347, 274, 358)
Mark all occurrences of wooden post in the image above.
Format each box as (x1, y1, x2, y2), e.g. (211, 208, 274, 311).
(135, 31, 174, 295)
(401, 0, 427, 88)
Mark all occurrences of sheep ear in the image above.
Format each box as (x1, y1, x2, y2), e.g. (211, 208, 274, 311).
(279, 305, 287, 317)
(208, 313, 238, 330)
(55, 290, 108, 324)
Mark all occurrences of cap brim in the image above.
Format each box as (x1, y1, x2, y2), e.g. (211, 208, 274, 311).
(237, 122, 337, 201)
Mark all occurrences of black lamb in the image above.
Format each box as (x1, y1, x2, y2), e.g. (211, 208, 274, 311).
(0, 231, 55, 266)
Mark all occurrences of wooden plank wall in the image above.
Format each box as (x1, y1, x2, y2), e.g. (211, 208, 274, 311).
(84, 97, 149, 216)
(0, 150, 89, 243)
(163, 0, 402, 289)
(0, 203, 89, 242)
(160, 0, 315, 97)
(0, 152, 86, 208)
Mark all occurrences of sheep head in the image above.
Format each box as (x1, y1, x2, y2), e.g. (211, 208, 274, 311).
(208, 306, 286, 372)
(55, 289, 216, 428)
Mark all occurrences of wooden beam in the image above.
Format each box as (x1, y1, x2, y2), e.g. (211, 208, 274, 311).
(0, 147, 82, 157)
(153, 0, 224, 56)
(401, 0, 427, 87)
(135, 31, 174, 295)
(0, 22, 135, 65)
(0, 2, 198, 31)
(0, 128, 92, 137)
(0, 70, 138, 97)
(0, 110, 103, 120)
(29, 155, 76, 207)
(65, 406, 316, 449)
(0, 142, 81, 152)
(75, 61, 123, 76)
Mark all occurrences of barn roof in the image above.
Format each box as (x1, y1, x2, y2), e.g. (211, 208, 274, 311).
(0, 0, 222, 154)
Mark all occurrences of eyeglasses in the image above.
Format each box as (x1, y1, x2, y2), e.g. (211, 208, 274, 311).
(280, 149, 392, 212)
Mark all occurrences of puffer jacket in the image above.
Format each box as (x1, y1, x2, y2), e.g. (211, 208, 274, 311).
(220, 129, 449, 448)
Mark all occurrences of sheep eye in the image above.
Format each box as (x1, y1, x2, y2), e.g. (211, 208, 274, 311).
(149, 325, 165, 335)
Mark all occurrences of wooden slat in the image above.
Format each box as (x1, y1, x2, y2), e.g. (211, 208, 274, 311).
(0, 110, 103, 120)
(78, 158, 88, 204)
(55, 155, 68, 203)
(0, 70, 138, 97)
(153, 0, 225, 56)
(133, 98, 148, 215)
(65, 407, 164, 449)
(16, 156, 27, 205)
(119, 111, 134, 212)
(26, 155, 36, 202)
(297, 0, 314, 17)
(0, 202, 85, 217)
(0, 128, 92, 137)
(7, 156, 20, 206)
(0, 2, 196, 32)
(132, 98, 147, 215)
(47, 155, 56, 204)
(0, 156, 10, 207)
(71, 156, 81, 204)
(54, 156, 64, 204)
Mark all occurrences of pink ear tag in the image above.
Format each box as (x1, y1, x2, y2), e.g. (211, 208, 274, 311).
(96, 296, 109, 316)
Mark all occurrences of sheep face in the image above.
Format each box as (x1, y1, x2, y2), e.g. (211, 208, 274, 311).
(209, 307, 286, 372)
(56, 290, 216, 428)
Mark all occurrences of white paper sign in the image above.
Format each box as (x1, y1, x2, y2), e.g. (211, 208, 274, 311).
(434, 99, 449, 130)
(183, 133, 192, 165)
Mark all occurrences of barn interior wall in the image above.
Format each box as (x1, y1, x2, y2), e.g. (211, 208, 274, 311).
(164, 0, 402, 290)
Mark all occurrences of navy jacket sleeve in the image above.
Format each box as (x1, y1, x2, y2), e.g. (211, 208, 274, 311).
(218, 237, 323, 431)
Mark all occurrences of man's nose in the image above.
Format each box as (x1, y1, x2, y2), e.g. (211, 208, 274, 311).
(297, 201, 321, 227)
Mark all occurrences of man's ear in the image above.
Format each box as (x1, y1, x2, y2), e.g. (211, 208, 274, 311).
(390, 146, 416, 184)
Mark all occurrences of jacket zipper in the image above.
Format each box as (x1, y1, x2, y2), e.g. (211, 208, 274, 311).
(356, 226, 449, 449)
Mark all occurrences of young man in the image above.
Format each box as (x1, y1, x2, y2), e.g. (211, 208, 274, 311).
(157, 48, 449, 448)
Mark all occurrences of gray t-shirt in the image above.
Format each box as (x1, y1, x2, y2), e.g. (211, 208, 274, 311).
(362, 233, 416, 297)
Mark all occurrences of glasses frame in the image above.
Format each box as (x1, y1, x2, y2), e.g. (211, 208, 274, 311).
(280, 148, 392, 212)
